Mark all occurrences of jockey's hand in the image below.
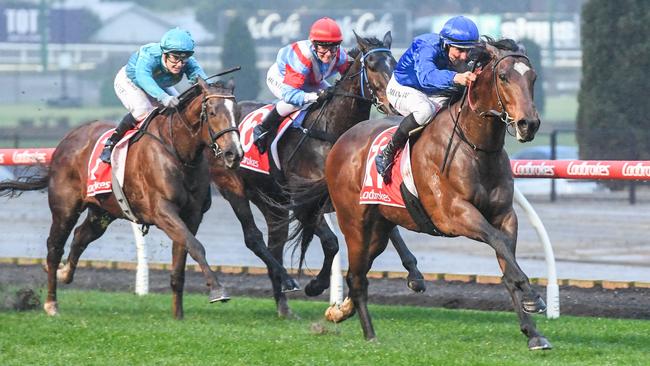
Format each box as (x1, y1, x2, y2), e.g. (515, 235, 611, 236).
(316, 86, 334, 104)
(453, 71, 477, 86)
(303, 92, 319, 104)
(162, 95, 180, 108)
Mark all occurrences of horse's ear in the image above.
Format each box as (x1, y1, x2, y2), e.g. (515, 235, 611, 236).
(382, 31, 392, 49)
(196, 77, 209, 90)
(226, 78, 235, 91)
(353, 30, 369, 52)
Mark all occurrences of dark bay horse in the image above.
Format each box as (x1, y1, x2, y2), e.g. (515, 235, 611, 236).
(209, 32, 425, 318)
(292, 38, 551, 350)
(0, 78, 243, 319)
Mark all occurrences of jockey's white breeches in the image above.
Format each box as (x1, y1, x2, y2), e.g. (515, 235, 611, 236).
(266, 63, 330, 116)
(386, 75, 449, 126)
(114, 66, 178, 121)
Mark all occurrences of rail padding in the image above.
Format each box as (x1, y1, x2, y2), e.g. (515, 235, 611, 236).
(511, 159, 650, 180)
(2, 257, 648, 290)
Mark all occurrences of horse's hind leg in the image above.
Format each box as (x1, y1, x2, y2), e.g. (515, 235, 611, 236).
(44, 193, 83, 316)
(58, 206, 115, 284)
(388, 227, 425, 293)
(304, 216, 339, 297)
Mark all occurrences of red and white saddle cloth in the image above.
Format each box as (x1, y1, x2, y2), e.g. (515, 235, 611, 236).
(360, 126, 419, 208)
(86, 126, 140, 197)
(238, 104, 308, 174)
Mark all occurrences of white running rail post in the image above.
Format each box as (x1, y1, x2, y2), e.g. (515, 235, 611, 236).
(130, 222, 149, 296)
(324, 213, 344, 305)
(513, 186, 560, 319)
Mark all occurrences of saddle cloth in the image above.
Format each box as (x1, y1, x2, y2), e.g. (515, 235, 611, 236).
(86, 127, 139, 197)
(238, 104, 308, 174)
(360, 126, 418, 207)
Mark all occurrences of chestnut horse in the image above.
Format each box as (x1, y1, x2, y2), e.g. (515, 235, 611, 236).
(209, 32, 425, 318)
(292, 38, 551, 350)
(0, 78, 243, 319)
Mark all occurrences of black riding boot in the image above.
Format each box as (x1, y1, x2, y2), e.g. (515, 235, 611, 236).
(99, 113, 137, 164)
(253, 107, 283, 154)
(375, 113, 419, 184)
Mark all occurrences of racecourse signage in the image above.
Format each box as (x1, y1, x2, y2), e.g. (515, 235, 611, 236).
(221, 9, 412, 47)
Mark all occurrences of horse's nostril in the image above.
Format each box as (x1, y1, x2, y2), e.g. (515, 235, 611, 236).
(224, 151, 234, 160)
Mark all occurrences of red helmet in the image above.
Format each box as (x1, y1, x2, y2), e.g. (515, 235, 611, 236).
(309, 17, 343, 44)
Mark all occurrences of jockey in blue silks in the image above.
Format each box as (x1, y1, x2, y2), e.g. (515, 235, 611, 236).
(252, 17, 351, 154)
(375, 16, 480, 182)
(100, 27, 208, 164)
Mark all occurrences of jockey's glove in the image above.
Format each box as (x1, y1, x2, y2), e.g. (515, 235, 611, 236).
(316, 86, 334, 104)
(303, 92, 318, 104)
(162, 95, 180, 108)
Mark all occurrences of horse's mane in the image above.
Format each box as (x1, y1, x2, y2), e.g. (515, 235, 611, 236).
(440, 36, 522, 108)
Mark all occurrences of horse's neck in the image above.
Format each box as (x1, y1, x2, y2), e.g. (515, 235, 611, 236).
(155, 98, 204, 164)
(321, 63, 372, 136)
(442, 97, 507, 153)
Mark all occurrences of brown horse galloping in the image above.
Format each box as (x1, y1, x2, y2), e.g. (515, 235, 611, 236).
(0, 78, 243, 319)
(293, 38, 551, 350)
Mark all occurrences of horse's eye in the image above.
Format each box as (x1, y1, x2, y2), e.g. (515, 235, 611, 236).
(499, 73, 508, 82)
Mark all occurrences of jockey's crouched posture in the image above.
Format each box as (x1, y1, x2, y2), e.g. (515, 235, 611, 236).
(100, 27, 208, 164)
(376, 16, 480, 182)
(253, 17, 351, 153)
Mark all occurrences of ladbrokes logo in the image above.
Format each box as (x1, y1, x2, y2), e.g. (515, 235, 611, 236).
(622, 163, 650, 177)
(512, 161, 555, 176)
(567, 161, 610, 176)
(361, 189, 391, 202)
(12, 151, 47, 164)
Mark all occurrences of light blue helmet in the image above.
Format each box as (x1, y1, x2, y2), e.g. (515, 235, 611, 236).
(439, 16, 479, 48)
(160, 27, 195, 54)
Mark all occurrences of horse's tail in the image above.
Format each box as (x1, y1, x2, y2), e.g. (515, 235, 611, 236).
(0, 170, 50, 198)
(285, 176, 332, 273)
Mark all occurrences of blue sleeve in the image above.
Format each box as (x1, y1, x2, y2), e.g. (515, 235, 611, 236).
(184, 57, 208, 83)
(134, 53, 168, 102)
(280, 83, 307, 106)
(413, 42, 456, 90)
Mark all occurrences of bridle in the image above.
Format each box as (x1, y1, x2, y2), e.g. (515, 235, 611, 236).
(343, 47, 394, 114)
(441, 52, 532, 172)
(467, 53, 532, 133)
(200, 94, 240, 157)
(170, 92, 239, 159)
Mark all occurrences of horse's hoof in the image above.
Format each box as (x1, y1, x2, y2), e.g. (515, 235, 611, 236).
(324, 297, 355, 323)
(528, 336, 552, 350)
(209, 289, 230, 303)
(57, 267, 73, 284)
(43, 301, 59, 316)
(304, 279, 328, 297)
(407, 278, 426, 293)
(522, 295, 546, 314)
(281, 278, 300, 293)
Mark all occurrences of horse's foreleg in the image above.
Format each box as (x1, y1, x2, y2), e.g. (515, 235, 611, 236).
(260, 204, 297, 318)
(304, 218, 339, 297)
(170, 241, 188, 319)
(494, 211, 552, 350)
(44, 199, 83, 316)
(59, 208, 114, 284)
(388, 227, 425, 293)
(154, 201, 229, 303)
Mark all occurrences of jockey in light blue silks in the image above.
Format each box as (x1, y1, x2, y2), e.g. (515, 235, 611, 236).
(375, 16, 480, 182)
(100, 27, 208, 164)
(252, 17, 351, 154)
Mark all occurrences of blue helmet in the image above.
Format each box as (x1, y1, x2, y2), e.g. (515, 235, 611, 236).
(439, 16, 479, 48)
(160, 27, 195, 54)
